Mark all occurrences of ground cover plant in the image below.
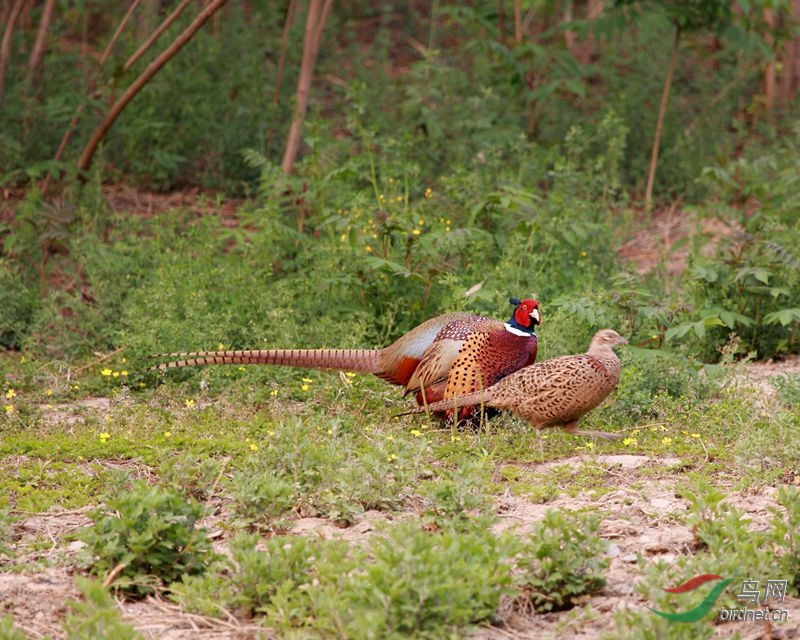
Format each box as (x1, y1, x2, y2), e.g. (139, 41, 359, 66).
(2, 1, 800, 638)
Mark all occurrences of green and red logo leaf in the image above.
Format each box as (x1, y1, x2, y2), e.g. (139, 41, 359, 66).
(648, 574, 733, 622)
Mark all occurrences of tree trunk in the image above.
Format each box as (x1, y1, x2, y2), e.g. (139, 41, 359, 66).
(644, 22, 680, 211)
(778, 0, 800, 104)
(0, 0, 26, 103)
(273, 0, 297, 105)
(763, 8, 776, 113)
(26, 0, 57, 84)
(77, 0, 230, 174)
(281, 0, 333, 175)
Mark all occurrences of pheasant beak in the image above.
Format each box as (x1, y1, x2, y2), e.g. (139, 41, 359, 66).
(530, 308, 541, 326)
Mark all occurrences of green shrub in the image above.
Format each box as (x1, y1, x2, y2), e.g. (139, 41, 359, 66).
(175, 521, 515, 638)
(78, 481, 215, 597)
(227, 469, 296, 533)
(417, 456, 495, 530)
(773, 374, 800, 408)
(511, 509, 609, 613)
(666, 214, 800, 361)
(63, 578, 142, 640)
(0, 616, 26, 640)
(771, 486, 800, 593)
(334, 521, 514, 638)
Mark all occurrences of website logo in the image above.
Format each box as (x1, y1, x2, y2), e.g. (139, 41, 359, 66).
(647, 574, 790, 623)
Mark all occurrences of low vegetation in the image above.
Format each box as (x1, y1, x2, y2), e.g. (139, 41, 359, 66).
(1, 2, 799, 637)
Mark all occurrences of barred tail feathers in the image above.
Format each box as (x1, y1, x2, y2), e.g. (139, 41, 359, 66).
(403, 389, 493, 415)
(153, 349, 383, 373)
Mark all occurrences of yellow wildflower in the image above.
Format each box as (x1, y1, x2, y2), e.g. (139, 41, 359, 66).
(100, 368, 113, 376)
(270, 389, 279, 397)
(424, 188, 433, 199)
(345, 372, 356, 378)
(99, 432, 110, 442)
(412, 229, 421, 235)
(5, 389, 16, 399)
(301, 384, 310, 391)
(623, 437, 637, 446)
(164, 431, 172, 439)
(387, 453, 398, 462)
(410, 429, 422, 437)
(661, 437, 673, 445)
(302, 377, 313, 383)
(121, 371, 128, 377)
(249, 443, 259, 452)
(690, 433, 701, 439)
(4, 404, 13, 414)
(184, 399, 195, 408)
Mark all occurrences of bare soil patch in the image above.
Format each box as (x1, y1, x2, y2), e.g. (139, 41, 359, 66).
(2, 452, 799, 639)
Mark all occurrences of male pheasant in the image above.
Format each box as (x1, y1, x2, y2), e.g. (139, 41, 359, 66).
(403, 329, 627, 438)
(153, 298, 541, 419)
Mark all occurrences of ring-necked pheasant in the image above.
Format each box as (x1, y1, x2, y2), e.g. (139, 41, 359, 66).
(152, 298, 541, 419)
(402, 329, 627, 439)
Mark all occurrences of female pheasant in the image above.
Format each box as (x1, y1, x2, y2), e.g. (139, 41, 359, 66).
(153, 298, 541, 419)
(403, 329, 627, 438)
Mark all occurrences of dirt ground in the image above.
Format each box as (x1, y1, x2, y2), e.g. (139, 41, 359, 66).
(3, 448, 799, 639)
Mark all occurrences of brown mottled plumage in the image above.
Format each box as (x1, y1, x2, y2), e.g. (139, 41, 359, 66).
(152, 298, 541, 419)
(404, 329, 627, 439)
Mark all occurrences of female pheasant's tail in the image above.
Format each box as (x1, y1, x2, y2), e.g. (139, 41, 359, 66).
(399, 389, 494, 417)
(151, 348, 383, 374)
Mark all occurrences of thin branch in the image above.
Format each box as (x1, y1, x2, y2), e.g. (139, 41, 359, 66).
(49, 0, 193, 184)
(281, 0, 333, 175)
(0, 0, 27, 103)
(644, 22, 680, 211)
(273, 0, 297, 105)
(124, 0, 194, 73)
(27, 0, 57, 83)
(77, 0, 230, 174)
(100, 0, 143, 67)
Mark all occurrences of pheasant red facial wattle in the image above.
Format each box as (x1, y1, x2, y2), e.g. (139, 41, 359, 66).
(153, 297, 541, 421)
(510, 298, 541, 330)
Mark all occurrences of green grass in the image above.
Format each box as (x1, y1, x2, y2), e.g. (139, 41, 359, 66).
(1, 350, 799, 636)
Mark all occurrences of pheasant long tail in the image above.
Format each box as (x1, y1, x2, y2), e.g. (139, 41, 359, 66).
(400, 389, 494, 416)
(152, 349, 383, 374)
